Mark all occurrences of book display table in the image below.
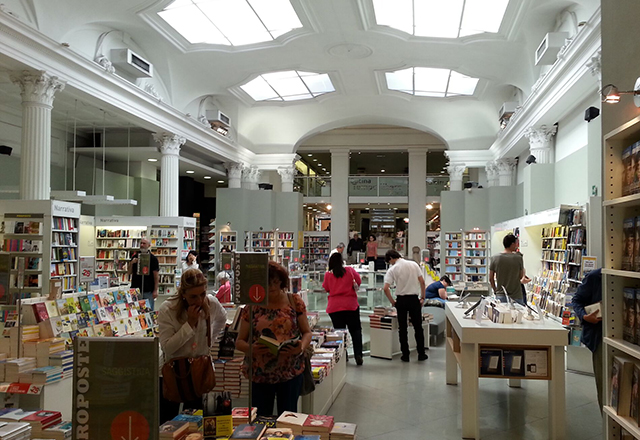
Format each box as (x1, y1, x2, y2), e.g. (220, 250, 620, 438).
(300, 347, 346, 415)
(445, 303, 568, 439)
(370, 317, 429, 360)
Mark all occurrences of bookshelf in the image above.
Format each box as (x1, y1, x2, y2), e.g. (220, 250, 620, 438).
(426, 231, 440, 268)
(0, 200, 81, 301)
(303, 231, 330, 267)
(463, 231, 488, 283)
(246, 231, 275, 256)
(603, 115, 640, 439)
(207, 220, 216, 285)
(149, 226, 179, 294)
(443, 232, 463, 282)
(182, 223, 196, 260)
(219, 230, 237, 253)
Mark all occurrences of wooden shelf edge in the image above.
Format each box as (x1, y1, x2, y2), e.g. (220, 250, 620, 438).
(604, 405, 640, 438)
(604, 337, 640, 359)
(447, 337, 461, 365)
(603, 193, 640, 208)
(602, 269, 640, 279)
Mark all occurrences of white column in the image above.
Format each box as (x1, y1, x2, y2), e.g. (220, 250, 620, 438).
(447, 164, 466, 191)
(496, 158, 517, 186)
(242, 166, 261, 190)
(408, 147, 427, 251)
(153, 132, 185, 217)
(524, 125, 558, 164)
(330, 149, 349, 250)
(10, 71, 65, 200)
(225, 162, 244, 189)
(485, 161, 499, 187)
(278, 166, 296, 192)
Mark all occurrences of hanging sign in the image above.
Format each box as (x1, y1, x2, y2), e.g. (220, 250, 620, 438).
(233, 252, 269, 306)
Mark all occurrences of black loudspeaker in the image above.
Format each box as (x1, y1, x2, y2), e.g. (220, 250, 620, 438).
(258, 183, 273, 190)
(584, 106, 600, 122)
(0, 145, 12, 156)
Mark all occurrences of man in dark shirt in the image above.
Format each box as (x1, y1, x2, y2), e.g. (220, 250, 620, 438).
(571, 268, 602, 411)
(127, 238, 160, 309)
(347, 233, 365, 264)
(425, 275, 452, 303)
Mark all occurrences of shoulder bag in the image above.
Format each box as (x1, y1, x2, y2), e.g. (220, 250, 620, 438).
(287, 294, 315, 396)
(349, 268, 359, 292)
(162, 315, 216, 403)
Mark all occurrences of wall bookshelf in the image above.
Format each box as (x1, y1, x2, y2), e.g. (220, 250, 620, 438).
(0, 200, 81, 301)
(207, 219, 216, 285)
(303, 231, 330, 268)
(603, 115, 640, 439)
(245, 231, 275, 256)
(219, 231, 237, 253)
(443, 232, 463, 282)
(463, 231, 488, 283)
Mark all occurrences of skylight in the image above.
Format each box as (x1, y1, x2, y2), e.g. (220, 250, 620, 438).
(372, 0, 510, 39)
(158, 0, 302, 46)
(385, 68, 479, 97)
(241, 71, 335, 102)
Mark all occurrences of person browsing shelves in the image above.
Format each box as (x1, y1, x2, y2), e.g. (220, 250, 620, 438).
(330, 242, 345, 258)
(489, 234, 525, 303)
(182, 250, 199, 272)
(383, 250, 428, 362)
(425, 275, 452, 304)
(127, 238, 160, 309)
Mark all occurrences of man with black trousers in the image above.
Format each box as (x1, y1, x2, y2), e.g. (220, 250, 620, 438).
(127, 238, 160, 309)
(383, 249, 428, 362)
(347, 233, 364, 264)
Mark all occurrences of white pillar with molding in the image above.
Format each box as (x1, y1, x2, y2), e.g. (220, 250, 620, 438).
(278, 166, 296, 192)
(330, 149, 349, 250)
(447, 164, 466, 191)
(225, 162, 244, 189)
(496, 158, 517, 186)
(154, 132, 185, 217)
(242, 166, 261, 190)
(408, 147, 427, 252)
(10, 70, 65, 200)
(524, 125, 558, 164)
(485, 161, 499, 187)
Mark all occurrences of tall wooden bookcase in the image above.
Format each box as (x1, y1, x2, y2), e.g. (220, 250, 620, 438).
(603, 115, 640, 438)
(0, 200, 81, 300)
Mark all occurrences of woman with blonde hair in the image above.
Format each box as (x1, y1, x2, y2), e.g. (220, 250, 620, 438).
(158, 269, 227, 422)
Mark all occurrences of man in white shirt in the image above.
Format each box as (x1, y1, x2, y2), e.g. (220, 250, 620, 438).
(383, 250, 428, 362)
(329, 242, 345, 258)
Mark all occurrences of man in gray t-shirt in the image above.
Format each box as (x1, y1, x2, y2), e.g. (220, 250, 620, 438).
(489, 234, 525, 301)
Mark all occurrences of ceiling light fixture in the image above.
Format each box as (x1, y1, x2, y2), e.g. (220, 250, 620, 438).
(186, 170, 195, 174)
(327, 204, 332, 210)
(313, 159, 318, 161)
(204, 176, 212, 179)
(381, 169, 385, 173)
(308, 154, 313, 156)
(601, 78, 640, 106)
(218, 180, 225, 183)
(426, 204, 433, 210)
(147, 158, 158, 162)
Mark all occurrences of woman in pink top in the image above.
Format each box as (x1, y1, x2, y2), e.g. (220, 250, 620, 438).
(322, 253, 363, 365)
(366, 235, 378, 262)
(215, 272, 231, 303)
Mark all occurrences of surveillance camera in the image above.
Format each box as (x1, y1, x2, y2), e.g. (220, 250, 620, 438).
(525, 155, 536, 165)
(0, 145, 12, 156)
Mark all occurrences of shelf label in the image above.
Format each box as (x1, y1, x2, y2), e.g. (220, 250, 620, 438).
(6, 382, 42, 394)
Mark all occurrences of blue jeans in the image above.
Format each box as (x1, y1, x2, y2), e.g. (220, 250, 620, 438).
(252, 374, 303, 416)
(142, 291, 155, 310)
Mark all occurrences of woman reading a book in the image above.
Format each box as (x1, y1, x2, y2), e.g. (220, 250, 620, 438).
(236, 261, 312, 416)
(158, 270, 227, 423)
(322, 252, 364, 365)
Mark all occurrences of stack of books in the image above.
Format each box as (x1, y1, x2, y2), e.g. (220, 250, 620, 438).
(231, 407, 257, 427)
(171, 413, 202, 433)
(0, 409, 37, 423)
(260, 427, 293, 439)
(5, 358, 36, 383)
(0, 421, 30, 439)
(229, 424, 265, 439)
(39, 420, 72, 439)
(19, 325, 39, 342)
(49, 351, 73, 378)
(19, 365, 63, 385)
(329, 423, 357, 440)
(22, 410, 62, 437)
(159, 420, 189, 439)
(302, 415, 334, 440)
(276, 412, 308, 436)
(23, 337, 65, 367)
(223, 358, 243, 398)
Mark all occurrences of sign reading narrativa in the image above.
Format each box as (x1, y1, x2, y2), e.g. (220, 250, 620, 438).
(73, 337, 158, 440)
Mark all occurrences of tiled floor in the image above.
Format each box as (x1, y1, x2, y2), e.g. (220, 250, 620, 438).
(327, 343, 603, 440)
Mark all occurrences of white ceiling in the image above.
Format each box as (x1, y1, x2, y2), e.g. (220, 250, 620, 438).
(0, 0, 601, 162)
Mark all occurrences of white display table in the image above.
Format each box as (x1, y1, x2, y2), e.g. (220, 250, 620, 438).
(300, 350, 347, 415)
(370, 318, 429, 360)
(0, 377, 73, 420)
(445, 303, 568, 440)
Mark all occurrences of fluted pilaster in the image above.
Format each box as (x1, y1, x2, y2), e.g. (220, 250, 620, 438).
(153, 133, 185, 217)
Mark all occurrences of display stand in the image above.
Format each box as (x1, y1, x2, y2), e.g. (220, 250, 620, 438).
(303, 232, 330, 269)
(369, 318, 429, 360)
(602, 115, 640, 439)
(445, 303, 567, 439)
(0, 200, 81, 300)
(300, 345, 346, 415)
(463, 231, 488, 284)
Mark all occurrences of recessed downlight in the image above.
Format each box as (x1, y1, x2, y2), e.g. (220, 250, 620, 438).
(147, 158, 158, 162)
(218, 180, 225, 184)
(204, 176, 212, 180)
(186, 170, 195, 174)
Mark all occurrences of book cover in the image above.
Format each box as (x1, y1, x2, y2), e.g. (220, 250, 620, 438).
(159, 420, 189, 436)
(631, 364, 640, 424)
(502, 349, 525, 377)
(624, 288, 636, 343)
(257, 333, 300, 356)
(302, 415, 334, 431)
(65, 297, 79, 314)
(230, 424, 265, 439)
(32, 303, 49, 323)
(293, 436, 320, 440)
(623, 217, 636, 271)
(55, 298, 69, 315)
(480, 349, 503, 376)
(79, 296, 92, 312)
(612, 355, 636, 416)
(261, 427, 293, 439)
(329, 422, 357, 436)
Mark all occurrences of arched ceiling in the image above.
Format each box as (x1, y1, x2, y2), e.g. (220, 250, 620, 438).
(1, 0, 600, 156)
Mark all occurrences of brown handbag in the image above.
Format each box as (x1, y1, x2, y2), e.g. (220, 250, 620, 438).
(162, 317, 216, 403)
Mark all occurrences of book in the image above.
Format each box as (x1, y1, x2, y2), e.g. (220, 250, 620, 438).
(480, 349, 503, 375)
(329, 422, 357, 439)
(159, 420, 189, 439)
(257, 334, 300, 356)
(623, 217, 636, 271)
(230, 424, 266, 439)
(502, 349, 525, 377)
(302, 415, 334, 432)
(584, 302, 602, 319)
(0, 408, 37, 421)
(260, 427, 293, 439)
(623, 288, 636, 343)
(631, 364, 640, 424)
(611, 355, 636, 414)
(276, 412, 307, 434)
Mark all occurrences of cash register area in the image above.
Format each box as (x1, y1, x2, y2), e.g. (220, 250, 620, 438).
(304, 267, 602, 440)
